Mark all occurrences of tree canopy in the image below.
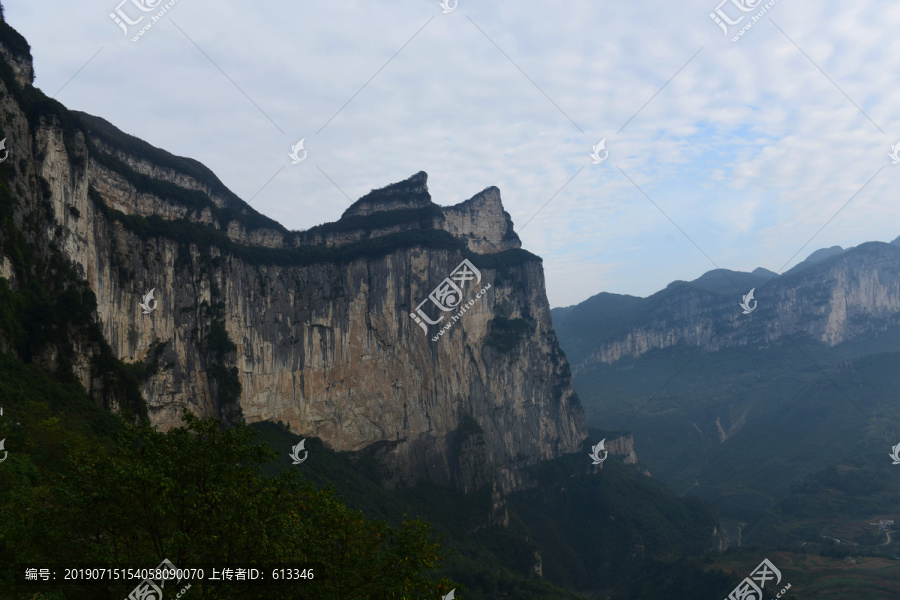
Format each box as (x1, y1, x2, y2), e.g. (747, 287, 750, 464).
(0, 411, 456, 599)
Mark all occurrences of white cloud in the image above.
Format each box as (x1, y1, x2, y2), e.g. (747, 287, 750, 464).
(4, 0, 900, 307)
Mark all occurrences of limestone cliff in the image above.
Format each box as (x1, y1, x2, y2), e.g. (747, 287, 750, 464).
(0, 18, 587, 494)
(604, 434, 638, 465)
(558, 244, 900, 372)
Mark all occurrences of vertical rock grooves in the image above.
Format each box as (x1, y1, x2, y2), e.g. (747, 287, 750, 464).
(0, 19, 587, 492)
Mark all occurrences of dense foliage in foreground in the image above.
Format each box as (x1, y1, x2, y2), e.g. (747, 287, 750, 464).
(0, 411, 455, 600)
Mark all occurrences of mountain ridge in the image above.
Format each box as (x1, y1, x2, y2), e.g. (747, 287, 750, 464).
(75, 111, 523, 255)
(551, 235, 900, 553)
(553, 238, 900, 369)
(0, 18, 585, 495)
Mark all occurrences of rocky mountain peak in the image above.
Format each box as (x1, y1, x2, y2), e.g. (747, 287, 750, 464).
(341, 170, 431, 219)
(0, 2, 34, 89)
(441, 185, 521, 254)
(330, 171, 521, 254)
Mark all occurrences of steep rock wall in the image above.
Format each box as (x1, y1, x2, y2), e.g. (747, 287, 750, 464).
(0, 31, 587, 493)
(573, 245, 900, 370)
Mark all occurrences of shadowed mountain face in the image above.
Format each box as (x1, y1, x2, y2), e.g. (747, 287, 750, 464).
(555, 242, 900, 371)
(553, 241, 900, 544)
(0, 20, 586, 494)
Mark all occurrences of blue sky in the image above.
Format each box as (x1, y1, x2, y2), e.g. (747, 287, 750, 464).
(5, 0, 900, 307)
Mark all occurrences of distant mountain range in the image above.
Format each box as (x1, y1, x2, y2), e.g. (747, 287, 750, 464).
(552, 237, 900, 550)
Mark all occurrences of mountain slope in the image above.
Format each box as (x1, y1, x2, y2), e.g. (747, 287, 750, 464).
(253, 422, 722, 597)
(555, 241, 900, 370)
(553, 243, 900, 550)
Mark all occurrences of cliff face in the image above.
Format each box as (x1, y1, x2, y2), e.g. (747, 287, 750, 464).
(604, 434, 638, 465)
(559, 244, 900, 372)
(0, 21, 586, 493)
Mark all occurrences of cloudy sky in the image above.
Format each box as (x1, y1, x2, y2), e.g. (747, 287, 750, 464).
(5, 0, 900, 307)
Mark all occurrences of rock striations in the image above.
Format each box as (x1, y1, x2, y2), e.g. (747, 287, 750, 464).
(555, 244, 900, 373)
(0, 17, 586, 494)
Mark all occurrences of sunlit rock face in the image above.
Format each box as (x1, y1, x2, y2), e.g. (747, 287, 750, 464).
(0, 29, 586, 493)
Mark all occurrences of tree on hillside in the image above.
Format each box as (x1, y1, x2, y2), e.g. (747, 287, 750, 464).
(0, 411, 456, 599)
